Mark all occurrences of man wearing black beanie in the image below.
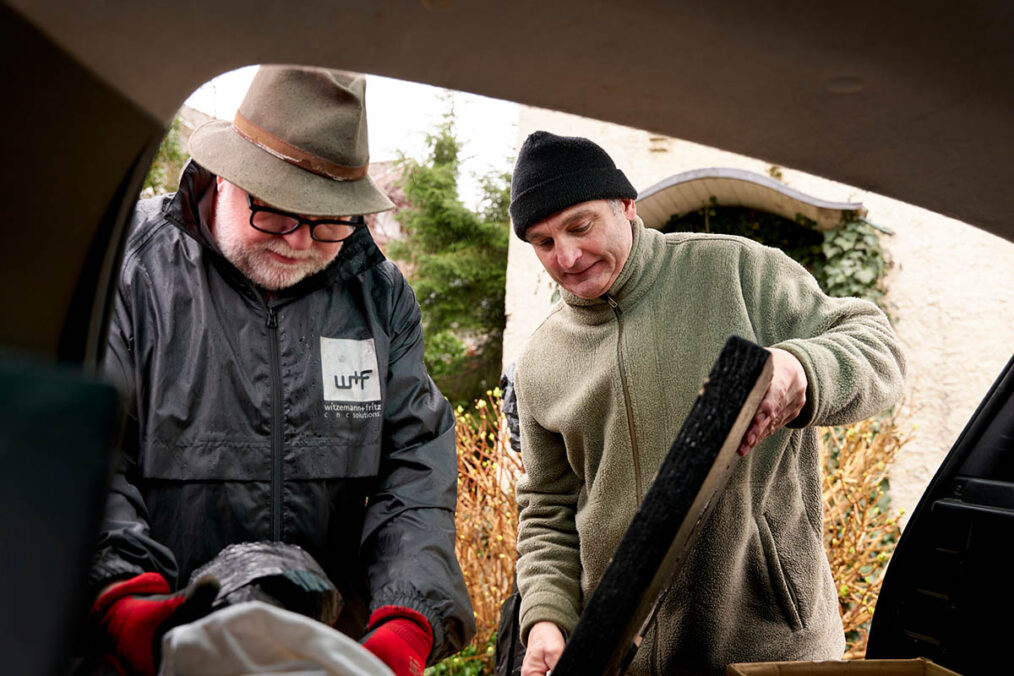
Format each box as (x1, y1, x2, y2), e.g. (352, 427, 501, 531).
(509, 131, 905, 675)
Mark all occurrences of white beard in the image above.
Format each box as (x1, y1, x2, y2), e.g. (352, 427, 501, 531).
(215, 230, 336, 291)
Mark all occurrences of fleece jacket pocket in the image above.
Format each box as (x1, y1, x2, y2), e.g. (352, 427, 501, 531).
(757, 512, 804, 631)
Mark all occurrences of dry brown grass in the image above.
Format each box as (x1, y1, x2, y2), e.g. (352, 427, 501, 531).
(821, 409, 911, 659)
(451, 389, 523, 670)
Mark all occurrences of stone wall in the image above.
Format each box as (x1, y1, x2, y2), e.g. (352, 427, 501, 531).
(504, 105, 1014, 521)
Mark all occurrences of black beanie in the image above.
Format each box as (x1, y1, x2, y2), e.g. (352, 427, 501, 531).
(509, 131, 637, 240)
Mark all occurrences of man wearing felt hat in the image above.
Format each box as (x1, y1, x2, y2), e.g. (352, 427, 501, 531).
(84, 65, 474, 676)
(508, 131, 905, 675)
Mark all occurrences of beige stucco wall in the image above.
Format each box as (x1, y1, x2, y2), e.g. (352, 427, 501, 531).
(504, 106, 1014, 521)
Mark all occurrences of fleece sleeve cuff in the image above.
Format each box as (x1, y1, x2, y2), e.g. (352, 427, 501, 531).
(770, 340, 820, 429)
(519, 589, 580, 646)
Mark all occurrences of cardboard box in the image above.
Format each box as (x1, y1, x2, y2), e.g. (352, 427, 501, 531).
(727, 658, 961, 676)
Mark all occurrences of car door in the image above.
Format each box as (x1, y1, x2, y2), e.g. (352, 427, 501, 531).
(0, 8, 164, 674)
(867, 354, 1014, 675)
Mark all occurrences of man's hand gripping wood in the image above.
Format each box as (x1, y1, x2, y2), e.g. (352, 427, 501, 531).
(737, 347, 807, 456)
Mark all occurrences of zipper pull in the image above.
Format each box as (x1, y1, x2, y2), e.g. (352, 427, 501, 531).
(602, 292, 621, 314)
(265, 307, 277, 328)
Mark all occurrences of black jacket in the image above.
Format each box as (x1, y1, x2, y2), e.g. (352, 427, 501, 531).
(90, 161, 474, 660)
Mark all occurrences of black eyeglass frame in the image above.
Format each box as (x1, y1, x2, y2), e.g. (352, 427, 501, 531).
(246, 193, 366, 242)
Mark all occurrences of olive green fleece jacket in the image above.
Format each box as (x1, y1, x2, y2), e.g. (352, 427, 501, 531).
(514, 217, 905, 675)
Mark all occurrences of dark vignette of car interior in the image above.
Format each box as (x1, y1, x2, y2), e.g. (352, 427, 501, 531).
(0, 2, 1010, 675)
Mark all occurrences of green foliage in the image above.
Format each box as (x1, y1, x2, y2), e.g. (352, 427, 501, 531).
(816, 217, 890, 309)
(389, 112, 511, 405)
(424, 331, 470, 379)
(663, 202, 892, 318)
(426, 633, 496, 675)
(142, 116, 189, 196)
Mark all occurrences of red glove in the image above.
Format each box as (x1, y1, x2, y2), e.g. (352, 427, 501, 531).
(89, 572, 219, 676)
(362, 605, 434, 676)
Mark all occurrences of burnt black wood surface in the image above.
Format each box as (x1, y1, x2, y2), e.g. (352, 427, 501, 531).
(551, 336, 772, 676)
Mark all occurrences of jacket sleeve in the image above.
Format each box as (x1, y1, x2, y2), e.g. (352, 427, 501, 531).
(499, 362, 522, 454)
(89, 268, 179, 597)
(739, 243, 906, 428)
(360, 272, 475, 662)
(513, 364, 584, 643)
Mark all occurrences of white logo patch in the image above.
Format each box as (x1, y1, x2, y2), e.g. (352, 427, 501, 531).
(320, 337, 381, 403)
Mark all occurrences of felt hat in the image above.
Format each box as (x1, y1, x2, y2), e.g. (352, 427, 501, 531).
(188, 65, 394, 216)
(509, 131, 637, 239)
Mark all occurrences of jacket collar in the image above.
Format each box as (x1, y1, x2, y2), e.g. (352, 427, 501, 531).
(163, 160, 387, 298)
(561, 216, 663, 313)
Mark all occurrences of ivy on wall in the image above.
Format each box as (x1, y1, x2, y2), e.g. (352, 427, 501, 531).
(662, 199, 893, 320)
(818, 217, 891, 310)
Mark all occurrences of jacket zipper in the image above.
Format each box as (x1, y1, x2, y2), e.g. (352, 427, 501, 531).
(604, 294, 643, 504)
(265, 305, 284, 541)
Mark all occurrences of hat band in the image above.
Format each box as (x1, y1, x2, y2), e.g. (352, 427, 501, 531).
(233, 111, 368, 182)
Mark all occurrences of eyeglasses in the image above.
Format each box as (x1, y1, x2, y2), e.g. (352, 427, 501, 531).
(246, 194, 365, 242)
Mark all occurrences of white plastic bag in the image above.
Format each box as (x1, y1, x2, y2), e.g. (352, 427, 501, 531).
(159, 601, 394, 676)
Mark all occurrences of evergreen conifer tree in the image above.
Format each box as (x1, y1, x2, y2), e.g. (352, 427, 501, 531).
(389, 113, 511, 406)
